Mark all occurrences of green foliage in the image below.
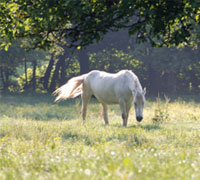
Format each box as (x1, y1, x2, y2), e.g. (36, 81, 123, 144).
(64, 57, 80, 78)
(1, 41, 200, 95)
(16, 65, 46, 93)
(0, 41, 49, 92)
(0, 0, 200, 49)
(2, 44, 200, 94)
(89, 49, 145, 74)
(0, 95, 200, 179)
(16, 56, 80, 93)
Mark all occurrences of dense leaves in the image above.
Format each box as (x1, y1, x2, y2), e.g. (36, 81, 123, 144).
(0, 0, 200, 49)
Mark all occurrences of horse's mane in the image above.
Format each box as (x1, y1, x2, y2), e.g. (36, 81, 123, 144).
(125, 70, 143, 93)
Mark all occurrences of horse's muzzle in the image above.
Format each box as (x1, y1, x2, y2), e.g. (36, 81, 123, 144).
(136, 116, 143, 122)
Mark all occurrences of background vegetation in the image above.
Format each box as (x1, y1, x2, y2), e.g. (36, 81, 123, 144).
(1, 33, 200, 96)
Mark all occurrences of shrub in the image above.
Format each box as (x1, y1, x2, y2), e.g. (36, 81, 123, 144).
(152, 95, 170, 124)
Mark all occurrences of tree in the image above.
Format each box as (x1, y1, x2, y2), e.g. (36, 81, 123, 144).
(77, 49, 89, 75)
(0, 0, 200, 50)
(41, 52, 55, 91)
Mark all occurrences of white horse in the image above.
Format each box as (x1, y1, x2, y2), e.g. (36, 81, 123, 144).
(53, 70, 146, 127)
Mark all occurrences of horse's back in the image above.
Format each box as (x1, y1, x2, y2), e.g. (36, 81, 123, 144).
(86, 69, 134, 80)
(85, 70, 130, 88)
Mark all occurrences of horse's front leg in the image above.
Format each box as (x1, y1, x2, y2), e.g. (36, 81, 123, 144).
(102, 104, 109, 125)
(119, 99, 128, 127)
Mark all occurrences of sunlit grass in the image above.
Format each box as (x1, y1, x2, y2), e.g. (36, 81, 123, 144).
(0, 94, 200, 179)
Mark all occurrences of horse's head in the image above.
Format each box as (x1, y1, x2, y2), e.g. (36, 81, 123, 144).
(133, 88, 146, 122)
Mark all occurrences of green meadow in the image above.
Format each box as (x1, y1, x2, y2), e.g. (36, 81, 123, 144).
(0, 94, 200, 180)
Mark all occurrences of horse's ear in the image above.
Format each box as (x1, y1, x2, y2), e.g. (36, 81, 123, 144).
(143, 87, 146, 95)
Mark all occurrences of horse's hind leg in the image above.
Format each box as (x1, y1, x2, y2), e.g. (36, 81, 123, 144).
(81, 86, 92, 123)
(102, 104, 109, 125)
(119, 99, 128, 127)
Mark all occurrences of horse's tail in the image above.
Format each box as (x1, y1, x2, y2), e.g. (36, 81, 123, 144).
(53, 74, 86, 102)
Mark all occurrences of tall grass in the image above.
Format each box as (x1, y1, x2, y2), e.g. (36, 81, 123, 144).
(0, 94, 200, 179)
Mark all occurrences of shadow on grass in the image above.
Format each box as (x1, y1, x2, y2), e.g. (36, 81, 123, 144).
(62, 131, 149, 147)
(110, 123, 161, 131)
(0, 93, 100, 107)
(0, 94, 81, 121)
(61, 124, 159, 147)
(0, 93, 55, 105)
(137, 124, 161, 131)
(2, 93, 200, 106)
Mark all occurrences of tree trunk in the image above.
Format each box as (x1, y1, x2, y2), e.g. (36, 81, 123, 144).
(42, 52, 55, 90)
(48, 60, 61, 92)
(0, 68, 10, 91)
(59, 50, 68, 85)
(78, 49, 89, 75)
(0, 67, 6, 90)
(32, 60, 37, 91)
(24, 58, 28, 90)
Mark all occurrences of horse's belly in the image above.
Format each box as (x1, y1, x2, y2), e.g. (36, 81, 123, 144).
(92, 89, 132, 104)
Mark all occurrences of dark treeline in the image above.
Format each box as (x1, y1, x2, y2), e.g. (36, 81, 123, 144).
(0, 30, 199, 96)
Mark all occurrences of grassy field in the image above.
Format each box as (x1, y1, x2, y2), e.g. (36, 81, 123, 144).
(0, 94, 200, 180)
